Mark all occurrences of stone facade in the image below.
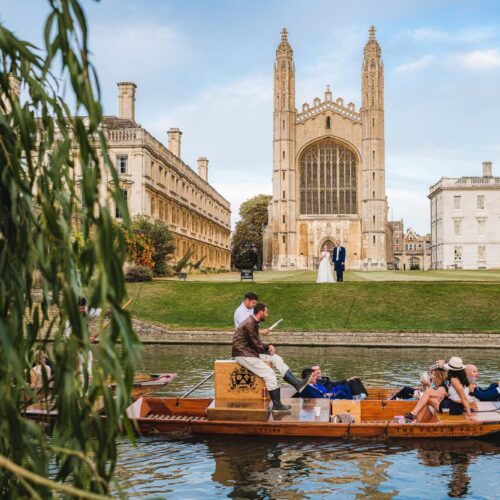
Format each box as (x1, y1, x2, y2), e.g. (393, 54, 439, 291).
(429, 161, 500, 270)
(79, 82, 231, 270)
(388, 220, 431, 270)
(263, 27, 389, 271)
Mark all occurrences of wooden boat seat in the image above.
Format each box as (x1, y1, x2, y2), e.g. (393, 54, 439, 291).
(214, 360, 269, 400)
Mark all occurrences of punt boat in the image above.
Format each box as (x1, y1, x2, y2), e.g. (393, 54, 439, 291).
(24, 372, 177, 421)
(126, 394, 500, 439)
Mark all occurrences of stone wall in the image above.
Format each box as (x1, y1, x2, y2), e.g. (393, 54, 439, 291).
(132, 319, 500, 348)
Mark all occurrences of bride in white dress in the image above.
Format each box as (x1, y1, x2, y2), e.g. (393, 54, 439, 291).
(316, 245, 334, 283)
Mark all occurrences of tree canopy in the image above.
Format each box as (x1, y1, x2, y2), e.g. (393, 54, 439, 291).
(0, 1, 138, 496)
(231, 194, 271, 269)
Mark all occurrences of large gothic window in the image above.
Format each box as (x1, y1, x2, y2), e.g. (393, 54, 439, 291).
(299, 138, 357, 215)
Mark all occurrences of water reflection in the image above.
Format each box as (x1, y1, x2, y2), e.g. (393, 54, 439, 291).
(113, 345, 500, 498)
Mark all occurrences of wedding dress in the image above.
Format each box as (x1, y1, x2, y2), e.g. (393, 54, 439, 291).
(316, 251, 334, 283)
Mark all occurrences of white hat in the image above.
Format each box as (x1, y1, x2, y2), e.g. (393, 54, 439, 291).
(444, 356, 465, 371)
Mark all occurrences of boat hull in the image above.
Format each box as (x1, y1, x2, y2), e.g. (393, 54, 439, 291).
(128, 397, 500, 440)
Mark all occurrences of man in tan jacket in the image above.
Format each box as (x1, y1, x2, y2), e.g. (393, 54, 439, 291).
(232, 303, 312, 413)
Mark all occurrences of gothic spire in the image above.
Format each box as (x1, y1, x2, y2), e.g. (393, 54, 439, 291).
(364, 25, 381, 59)
(276, 27, 293, 58)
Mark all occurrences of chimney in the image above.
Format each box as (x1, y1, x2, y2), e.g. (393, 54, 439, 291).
(167, 128, 182, 157)
(117, 82, 136, 121)
(197, 157, 209, 182)
(482, 161, 493, 178)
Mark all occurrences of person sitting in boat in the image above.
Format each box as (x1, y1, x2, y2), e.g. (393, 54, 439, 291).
(404, 365, 449, 421)
(30, 350, 52, 389)
(232, 302, 312, 413)
(310, 365, 367, 399)
(406, 357, 476, 422)
(233, 292, 270, 334)
(391, 359, 445, 400)
(466, 364, 500, 402)
(297, 368, 358, 400)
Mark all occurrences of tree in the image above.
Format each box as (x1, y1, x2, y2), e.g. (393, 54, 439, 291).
(131, 216, 175, 276)
(125, 230, 155, 269)
(0, 1, 138, 496)
(231, 194, 271, 270)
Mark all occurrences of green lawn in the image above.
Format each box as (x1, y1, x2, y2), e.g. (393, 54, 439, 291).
(156, 269, 500, 283)
(128, 279, 500, 333)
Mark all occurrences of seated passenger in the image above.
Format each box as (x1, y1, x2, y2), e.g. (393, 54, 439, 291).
(311, 365, 367, 399)
(30, 350, 52, 389)
(439, 357, 475, 419)
(466, 364, 500, 402)
(298, 368, 353, 400)
(404, 365, 448, 422)
(391, 360, 444, 400)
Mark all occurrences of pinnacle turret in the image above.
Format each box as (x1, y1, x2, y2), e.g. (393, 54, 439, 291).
(276, 27, 293, 57)
(364, 25, 381, 59)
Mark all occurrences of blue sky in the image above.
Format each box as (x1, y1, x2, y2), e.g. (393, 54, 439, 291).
(2, 0, 500, 233)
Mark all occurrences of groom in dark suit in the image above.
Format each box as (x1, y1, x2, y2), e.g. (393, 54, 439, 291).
(332, 240, 346, 282)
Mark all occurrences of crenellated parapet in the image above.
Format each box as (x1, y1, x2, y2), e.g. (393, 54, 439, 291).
(296, 90, 360, 125)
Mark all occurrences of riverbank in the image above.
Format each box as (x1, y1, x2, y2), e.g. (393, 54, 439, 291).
(128, 280, 500, 333)
(132, 319, 500, 348)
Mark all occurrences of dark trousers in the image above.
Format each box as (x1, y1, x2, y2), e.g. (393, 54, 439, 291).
(334, 264, 344, 282)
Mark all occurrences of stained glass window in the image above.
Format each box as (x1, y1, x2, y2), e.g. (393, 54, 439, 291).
(299, 139, 357, 215)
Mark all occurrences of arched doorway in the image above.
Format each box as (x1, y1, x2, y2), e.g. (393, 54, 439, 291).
(320, 238, 336, 252)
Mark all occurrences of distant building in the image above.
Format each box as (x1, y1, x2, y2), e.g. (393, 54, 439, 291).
(388, 220, 431, 270)
(428, 161, 500, 270)
(86, 83, 231, 270)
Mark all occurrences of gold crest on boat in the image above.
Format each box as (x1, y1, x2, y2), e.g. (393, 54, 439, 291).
(228, 367, 258, 393)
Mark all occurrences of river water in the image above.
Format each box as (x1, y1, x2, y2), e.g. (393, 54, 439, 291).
(114, 345, 500, 499)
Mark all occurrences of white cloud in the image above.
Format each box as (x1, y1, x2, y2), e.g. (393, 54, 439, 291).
(406, 26, 496, 44)
(394, 54, 436, 73)
(410, 28, 448, 42)
(90, 21, 189, 84)
(451, 48, 500, 70)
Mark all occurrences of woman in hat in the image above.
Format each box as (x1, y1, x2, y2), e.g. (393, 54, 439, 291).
(405, 364, 449, 422)
(439, 356, 475, 419)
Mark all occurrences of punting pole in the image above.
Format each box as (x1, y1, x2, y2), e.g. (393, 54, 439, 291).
(176, 372, 214, 405)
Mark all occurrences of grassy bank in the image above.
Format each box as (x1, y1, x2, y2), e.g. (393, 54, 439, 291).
(128, 280, 500, 333)
(154, 269, 500, 283)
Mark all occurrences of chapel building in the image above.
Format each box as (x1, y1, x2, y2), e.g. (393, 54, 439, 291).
(263, 27, 389, 270)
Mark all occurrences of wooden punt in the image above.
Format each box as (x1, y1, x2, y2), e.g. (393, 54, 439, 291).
(126, 396, 500, 439)
(24, 372, 177, 421)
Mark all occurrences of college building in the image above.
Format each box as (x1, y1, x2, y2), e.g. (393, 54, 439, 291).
(428, 161, 500, 270)
(387, 220, 431, 270)
(91, 82, 231, 270)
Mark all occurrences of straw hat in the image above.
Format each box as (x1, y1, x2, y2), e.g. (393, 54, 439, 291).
(444, 356, 465, 371)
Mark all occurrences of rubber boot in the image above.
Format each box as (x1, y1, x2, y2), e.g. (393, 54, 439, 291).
(283, 369, 313, 393)
(269, 388, 291, 413)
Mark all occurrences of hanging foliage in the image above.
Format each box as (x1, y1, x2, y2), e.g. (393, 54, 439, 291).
(0, 0, 139, 496)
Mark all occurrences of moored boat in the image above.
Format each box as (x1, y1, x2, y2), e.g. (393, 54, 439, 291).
(24, 371, 177, 421)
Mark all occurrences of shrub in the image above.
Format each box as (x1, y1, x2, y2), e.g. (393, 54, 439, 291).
(125, 265, 154, 282)
(132, 216, 175, 276)
(125, 231, 155, 269)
